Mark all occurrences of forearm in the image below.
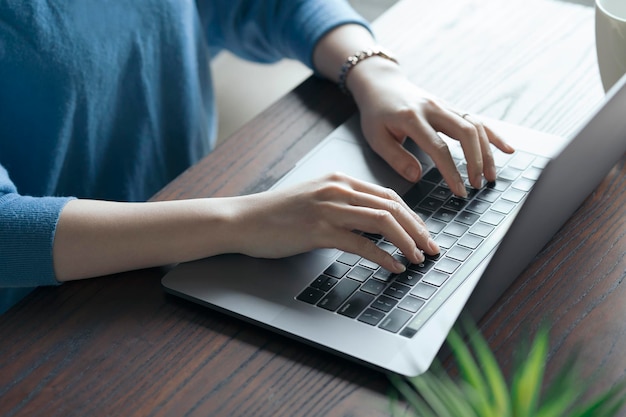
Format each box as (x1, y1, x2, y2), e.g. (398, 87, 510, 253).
(53, 198, 238, 281)
(312, 23, 404, 108)
(312, 24, 380, 83)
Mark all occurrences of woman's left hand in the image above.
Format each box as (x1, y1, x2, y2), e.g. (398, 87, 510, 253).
(346, 57, 515, 197)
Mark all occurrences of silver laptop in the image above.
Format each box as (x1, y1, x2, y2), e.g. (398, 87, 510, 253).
(162, 75, 626, 376)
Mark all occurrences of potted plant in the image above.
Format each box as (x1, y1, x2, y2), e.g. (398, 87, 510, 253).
(389, 323, 626, 417)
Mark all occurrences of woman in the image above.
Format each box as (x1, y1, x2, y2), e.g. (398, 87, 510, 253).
(0, 0, 512, 313)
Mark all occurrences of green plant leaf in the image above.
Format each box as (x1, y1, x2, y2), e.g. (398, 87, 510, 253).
(417, 367, 480, 417)
(569, 380, 626, 417)
(535, 354, 582, 417)
(389, 373, 437, 417)
(510, 326, 549, 417)
(460, 322, 511, 415)
(446, 329, 493, 416)
(390, 321, 626, 417)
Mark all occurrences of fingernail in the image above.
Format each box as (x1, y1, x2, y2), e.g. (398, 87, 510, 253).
(428, 238, 440, 254)
(473, 174, 484, 188)
(414, 248, 425, 263)
(457, 182, 468, 197)
(406, 166, 420, 182)
(393, 261, 407, 273)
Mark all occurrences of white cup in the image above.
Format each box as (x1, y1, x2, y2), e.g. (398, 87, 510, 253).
(595, 0, 626, 92)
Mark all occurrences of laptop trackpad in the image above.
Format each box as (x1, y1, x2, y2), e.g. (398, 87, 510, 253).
(271, 132, 422, 195)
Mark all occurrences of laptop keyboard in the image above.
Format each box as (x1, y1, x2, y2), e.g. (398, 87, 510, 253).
(296, 148, 549, 338)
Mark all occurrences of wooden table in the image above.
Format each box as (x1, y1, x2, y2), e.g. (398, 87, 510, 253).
(2, 0, 625, 415)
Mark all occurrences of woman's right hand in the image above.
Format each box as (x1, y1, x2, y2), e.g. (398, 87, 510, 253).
(225, 172, 439, 274)
(53, 173, 439, 281)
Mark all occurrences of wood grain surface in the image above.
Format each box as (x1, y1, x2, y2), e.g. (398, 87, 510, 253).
(2, 0, 625, 416)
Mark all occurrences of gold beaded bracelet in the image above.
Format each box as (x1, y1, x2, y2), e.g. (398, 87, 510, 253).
(337, 48, 399, 94)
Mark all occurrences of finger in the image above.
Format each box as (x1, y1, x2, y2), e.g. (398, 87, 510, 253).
(404, 122, 467, 197)
(458, 113, 497, 184)
(327, 174, 439, 254)
(484, 124, 515, 154)
(472, 119, 498, 182)
(333, 231, 408, 274)
(324, 203, 427, 265)
(366, 131, 424, 183)
(339, 176, 427, 226)
(430, 110, 485, 188)
(319, 178, 441, 260)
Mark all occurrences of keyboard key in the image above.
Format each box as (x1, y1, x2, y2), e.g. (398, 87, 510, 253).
(402, 181, 436, 208)
(456, 210, 480, 226)
(395, 270, 422, 286)
(377, 242, 397, 254)
(435, 258, 461, 274)
(414, 207, 433, 221)
(432, 208, 457, 223)
(423, 270, 449, 287)
(481, 211, 505, 226)
(434, 234, 457, 249)
(311, 275, 338, 291)
(494, 151, 513, 168)
(508, 152, 535, 170)
(379, 309, 413, 333)
(392, 253, 409, 266)
(443, 197, 467, 211)
(466, 200, 490, 214)
(297, 287, 325, 304)
(373, 268, 395, 282)
(464, 186, 480, 199)
(324, 262, 350, 279)
(410, 282, 438, 299)
(458, 234, 483, 250)
(317, 279, 360, 311)
(359, 258, 380, 270)
(502, 189, 526, 203)
(470, 222, 495, 238)
(384, 283, 411, 299)
(426, 219, 446, 234)
(492, 200, 516, 214)
(521, 168, 542, 182)
(398, 296, 425, 313)
(443, 222, 469, 237)
(400, 327, 417, 338)
(431, 186, 453, 200)
(337, 252, 360, 266)
(338, 292, 375, 319)
(358, 308, 386, 326)
(408, 259, 435, 274)
(371, 295, 398, 312)
(425, 249, 445, 261)
(513, 177, 536, 191)
(477, 188, 501, 203)
(347, 266, 373, 282)
(498, 167, 522, 181)
(361, 279, 386, 295)
(488, 180, 511, 192)
(532, 156, 550, 168)
(446, 246, 472, 262)
(419, 197, 445, 212)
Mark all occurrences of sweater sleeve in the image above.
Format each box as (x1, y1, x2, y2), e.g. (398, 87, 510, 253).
(0, 164, 73, 288)
(197, 0, 372, 69)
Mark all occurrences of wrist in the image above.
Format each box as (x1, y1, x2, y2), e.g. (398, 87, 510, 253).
(338, 48, 399, 95)
(344, 55, 403, 105)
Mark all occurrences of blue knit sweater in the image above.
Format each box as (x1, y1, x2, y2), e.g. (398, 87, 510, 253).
(0, 0, 368, 311)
